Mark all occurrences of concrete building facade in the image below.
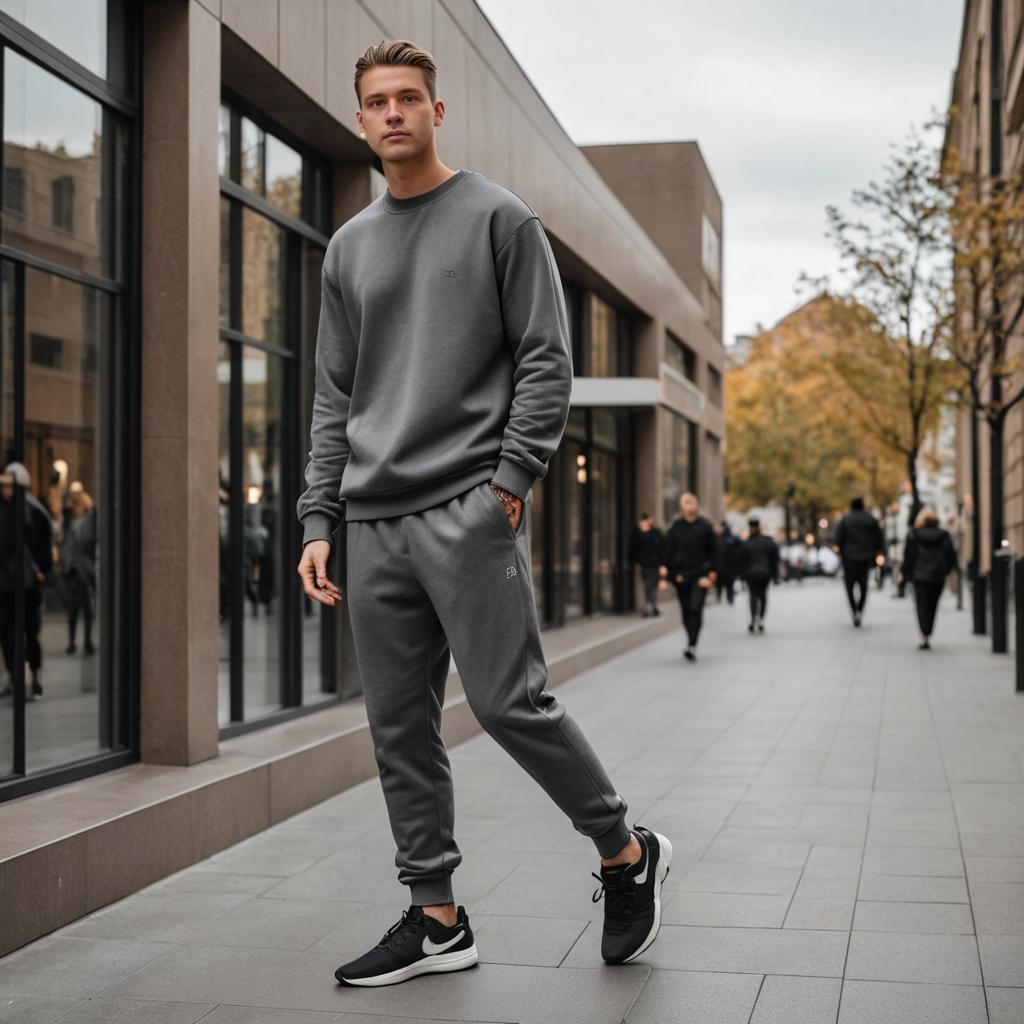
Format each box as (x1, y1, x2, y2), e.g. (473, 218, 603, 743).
(0, 0, 724, 953)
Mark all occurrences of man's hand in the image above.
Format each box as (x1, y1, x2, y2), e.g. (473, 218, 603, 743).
(297, 540, 343, 607)
(489, 483, 523, 530)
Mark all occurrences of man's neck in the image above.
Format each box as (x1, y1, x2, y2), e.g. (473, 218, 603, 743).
(383, 153, 457, 200)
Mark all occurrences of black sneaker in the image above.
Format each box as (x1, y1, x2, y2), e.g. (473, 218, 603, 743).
(591, 825, 673, 965)
(683, 647, 696, 662)
(335, 904, 478, 987)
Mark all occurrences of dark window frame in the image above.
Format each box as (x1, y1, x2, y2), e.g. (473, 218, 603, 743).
(0, 0, 140, 803)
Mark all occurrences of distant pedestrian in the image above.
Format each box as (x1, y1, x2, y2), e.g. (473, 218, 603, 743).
(627, 513, 665, 618)
(832, 497, 884, 627)
(902, 507, 957, 650)
(661, 493, 717, 661)
(739, 517, 779, 634)
(714, 521, 741, 605)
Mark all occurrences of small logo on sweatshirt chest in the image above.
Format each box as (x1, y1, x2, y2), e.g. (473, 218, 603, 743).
(444, 269, 458, 278)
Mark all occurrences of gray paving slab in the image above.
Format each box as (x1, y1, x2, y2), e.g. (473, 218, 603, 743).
(978, 933, 1024, 986)
(624, 969, 763, 1023)
(861, 845, 965, 877)
(660, 891, 791, 928)
(750, 975, 842, 1024)
(988, 986, 1024, 1024)
(844, 931, 982, 985)
(783, 895, 855, 930)
(851, 900, 975, 934)
(969, 881, 1024, 934)
(0, 994, 81, 1024)
(471, 914, 588, 967)
(0, 937, 172, 999)
(837, 979, 988, 1024)
(857, 873, 969, 903)
(47, 998, 216, 1023)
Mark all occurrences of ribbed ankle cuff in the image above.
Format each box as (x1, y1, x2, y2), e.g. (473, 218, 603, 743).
(592, 817, 633, 858)
(409, 873, 455, 907)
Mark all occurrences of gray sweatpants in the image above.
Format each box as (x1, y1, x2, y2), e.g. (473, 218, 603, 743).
(345, 479, 631, 906)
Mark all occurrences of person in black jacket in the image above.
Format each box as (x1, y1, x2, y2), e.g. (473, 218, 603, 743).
(0, 468, 52, 699)
(902, 507, 957, 650)
(660, 492, 717, 661)
(832, 497, 884, 627)
(714, 522, 741, 605)
(627, 513, 665, 618)
(739, 517, 779, 634)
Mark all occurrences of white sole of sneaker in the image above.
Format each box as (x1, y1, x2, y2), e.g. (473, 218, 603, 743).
(622, 832, 672, 964)
(337, 944, 479, 987)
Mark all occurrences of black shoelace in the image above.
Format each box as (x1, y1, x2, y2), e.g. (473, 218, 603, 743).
(378, 909, 422, 947)
(591, 870, 636, 933)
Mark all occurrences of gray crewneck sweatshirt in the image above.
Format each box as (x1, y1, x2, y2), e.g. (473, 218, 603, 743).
(296, 169, 573, 545)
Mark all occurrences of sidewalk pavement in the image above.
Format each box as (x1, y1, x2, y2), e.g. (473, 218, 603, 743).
(2, 578, 1023, 1024)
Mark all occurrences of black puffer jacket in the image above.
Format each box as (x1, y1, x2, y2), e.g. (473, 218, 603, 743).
(903, 526, 956, 583)
(663, 515, 717, 578)
(834, 509, 883, 563)
(740, 534, 780, 583)
(628, 526, 665, 568)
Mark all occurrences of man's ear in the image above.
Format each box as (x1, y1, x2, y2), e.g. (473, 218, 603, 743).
(433, 99, 445, 127)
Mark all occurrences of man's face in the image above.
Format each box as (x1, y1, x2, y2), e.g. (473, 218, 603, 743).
(679, 495, 699, 521)
(356, 65, 443, 164)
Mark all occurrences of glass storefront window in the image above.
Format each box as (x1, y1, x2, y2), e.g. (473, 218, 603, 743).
(665, 330, 697, 382)
(240, 346, 284, 721)
(661, 409, 692, 527)
(591, 449, 617, 614)
(21, 268, 109, 772)
(218, 104, 231, 179)
(0, 0, 127, 89)
(241, 207, 284, 344)
(240, 116, 263, 196)
(3, 51, 126, 280)
(265, 134, 302, 220)
(217, 341, 231, 726)
(589, 294, 617, 378)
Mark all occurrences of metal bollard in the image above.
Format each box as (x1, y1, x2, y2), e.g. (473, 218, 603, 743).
(993, 542, 1012, 655)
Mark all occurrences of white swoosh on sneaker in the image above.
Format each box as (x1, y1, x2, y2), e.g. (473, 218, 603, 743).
(422, 930, 465, 956)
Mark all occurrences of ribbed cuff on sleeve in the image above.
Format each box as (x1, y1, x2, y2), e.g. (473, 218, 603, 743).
(301, 512, 336, 548)
(491, 457, 536, 503)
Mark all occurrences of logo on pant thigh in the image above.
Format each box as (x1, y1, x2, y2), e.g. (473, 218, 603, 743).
(506, 565, 518, 579)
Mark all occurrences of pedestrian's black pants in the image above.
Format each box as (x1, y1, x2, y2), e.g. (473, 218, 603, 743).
(748, 579, 769, 623)
(0, 588, 42, 673)
(843, 560, 870, 614)
(639, 566, 660, 611)
(674, 577, 707, 647)
(914, 580, 944, 637)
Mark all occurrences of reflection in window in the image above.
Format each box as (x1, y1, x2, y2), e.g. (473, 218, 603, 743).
(217, 342, 231, 725)
(241, 207, 284, 344)
(0, 0, 112, 83)
(660, 410, 692, 527)
(589, 294, 617, 377)
(3, 50, 122, 279)
(219, 197, 230, 327)
(665, 330, 697, 382)
(265, 134, 302, 220)
(708, 365, 723, 408)
(241, 346, 284, 721)
(701, 213, 721, 291)
(21, 268, 108, 772)
(240, 117, 264, 196)
(218, 104, 231, 179)
(591, 449, 617, 613)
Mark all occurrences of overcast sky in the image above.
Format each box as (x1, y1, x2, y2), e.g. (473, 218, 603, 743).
(476, 0, 964, 345)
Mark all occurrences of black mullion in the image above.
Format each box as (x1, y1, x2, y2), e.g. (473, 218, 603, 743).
(218, 326, 293, 360)
(11, 258, 25, 775)
(220, 179, 330, 247)
(228, 340, 244, 724)
(97, 284, 113, 749)
(0, 245, 122, 294)
(582, 412, 593, 616)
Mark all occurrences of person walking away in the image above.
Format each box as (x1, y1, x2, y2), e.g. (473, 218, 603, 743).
(660, 492, 717, 661)
(628, 513, 665, 617)
(902, 507, 957, 650)
(60, 484, 97, 656)
(0, 467, 51, 699)
(832, 497, 883, 627)
(294, 41, 671, 986)
(714, 521, 741, 605)
(739, 517, 779, 634)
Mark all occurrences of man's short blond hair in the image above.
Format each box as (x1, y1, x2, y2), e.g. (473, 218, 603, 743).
(354, 40, 438, 104)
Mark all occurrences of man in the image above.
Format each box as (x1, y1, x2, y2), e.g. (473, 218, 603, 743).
(295, 41, 670, 987)
(713, 520, 741, 605)
(738, 517, 779, 634)
(832, 497, 884, 627)
(627, 512, 665, 617)
(0, 465, 52, 700)
(660, 492, 717, 661)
